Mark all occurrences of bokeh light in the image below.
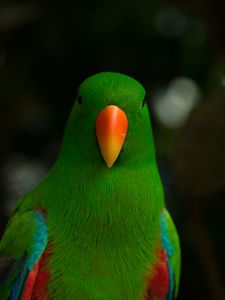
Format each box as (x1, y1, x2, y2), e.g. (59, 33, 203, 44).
(153, 77, 201, 128)
(1, 154, 48, 215)
(154, 6, 188, 38)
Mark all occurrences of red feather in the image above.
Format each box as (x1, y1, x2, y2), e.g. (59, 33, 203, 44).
(143, 246, 169, 300)
(22, 246, 51, 300)
(22, 263, 40, 300)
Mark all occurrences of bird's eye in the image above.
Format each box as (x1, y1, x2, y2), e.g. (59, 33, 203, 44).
(141, 97, 146, 108)
(76, 95, 82, 105)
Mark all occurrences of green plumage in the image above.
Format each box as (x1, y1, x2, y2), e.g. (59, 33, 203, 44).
(0, 72, 180, 299)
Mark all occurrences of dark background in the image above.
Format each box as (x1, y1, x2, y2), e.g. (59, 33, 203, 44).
(1, 0, 225, 299)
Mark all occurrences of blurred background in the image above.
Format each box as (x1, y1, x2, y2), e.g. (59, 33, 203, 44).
(0, 0, 225, 299)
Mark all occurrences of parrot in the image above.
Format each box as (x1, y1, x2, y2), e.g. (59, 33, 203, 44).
(0, 72, 181, 300)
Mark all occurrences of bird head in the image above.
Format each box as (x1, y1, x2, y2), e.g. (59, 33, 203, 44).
(60, 72, 155, 169)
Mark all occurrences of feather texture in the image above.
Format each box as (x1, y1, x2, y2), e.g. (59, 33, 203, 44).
(160, 209, 181, 298)
(0, 210, 48, 299)
(0, 72, 180, 299)
(144, 209, 180, 300)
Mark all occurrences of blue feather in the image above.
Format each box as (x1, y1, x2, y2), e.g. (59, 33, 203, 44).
(10, 267, 25, 300)
(160, 212, 174, 300)
(0, 210, 48, 300)
(27, 211, 48, 270)
(165, 258, 173, 300)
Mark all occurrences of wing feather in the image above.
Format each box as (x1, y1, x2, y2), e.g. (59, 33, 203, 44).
(0, 210, 48, 299)
(160, 209, 181, 299)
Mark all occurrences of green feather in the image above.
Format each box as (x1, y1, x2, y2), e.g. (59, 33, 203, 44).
(0, 211, 43, 299)
(1, 72, 180, 299)
(0, 212, 38, 259)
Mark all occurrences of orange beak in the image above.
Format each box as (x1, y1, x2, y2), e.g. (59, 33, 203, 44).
(96, 105, 128, 168)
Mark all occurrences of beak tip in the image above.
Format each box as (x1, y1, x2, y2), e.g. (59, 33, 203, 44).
(104, 157, 115, 168)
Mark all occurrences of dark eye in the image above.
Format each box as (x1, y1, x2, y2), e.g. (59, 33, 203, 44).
(141, 97, 146, 108)
(76, 95, 82, 104)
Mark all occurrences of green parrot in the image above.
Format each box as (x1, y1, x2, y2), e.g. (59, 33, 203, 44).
(0, 72, 181, 300)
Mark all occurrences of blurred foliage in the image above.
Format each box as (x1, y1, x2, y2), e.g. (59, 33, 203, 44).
(0, 0, 225, 299)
